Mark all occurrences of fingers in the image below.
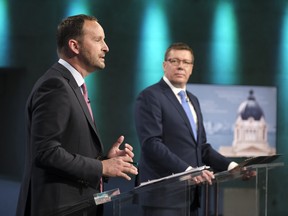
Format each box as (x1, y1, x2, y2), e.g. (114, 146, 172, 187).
(124, 143, 134, 158)
(120, 162, 138, 180)
(102, 157, 138, 180)
(202, 170, 214, 185)
(192, 170, 215, 185)
(124, 143, 133, 151)
(242, 170, 257, 181)
(112, 136, 134, 157)
(113, 135, 124, 148)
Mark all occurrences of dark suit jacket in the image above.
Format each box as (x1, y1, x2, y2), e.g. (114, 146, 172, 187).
(17, 63, 104, 216)
(135, 78, 231, 183)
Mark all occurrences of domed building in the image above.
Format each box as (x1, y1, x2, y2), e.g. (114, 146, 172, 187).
(219, 90, 276, 157)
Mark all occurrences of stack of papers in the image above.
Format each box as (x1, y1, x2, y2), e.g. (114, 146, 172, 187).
(137, 165, 210, 188)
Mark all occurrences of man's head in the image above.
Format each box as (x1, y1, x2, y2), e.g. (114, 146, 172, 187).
(57, 14, 109, 76)
(163, 42, 194, 88)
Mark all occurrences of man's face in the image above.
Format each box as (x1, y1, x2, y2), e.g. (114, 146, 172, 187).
(78, 20, 109, 72)
(163, 49, 194, 88)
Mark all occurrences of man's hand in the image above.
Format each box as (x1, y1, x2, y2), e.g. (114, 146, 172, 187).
(230, 165, 257, 181)
(102, 156, 138, 180)
(107, 136, 134, 159)
(192, 170, 215, 185)
(241, 167, 257, 181)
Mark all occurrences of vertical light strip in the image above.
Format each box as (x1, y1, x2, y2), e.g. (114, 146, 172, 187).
(279, 4, 288, 85)
(210, 0, 239, 84)
(65, 0, 90, 18)
(135, 1, 170, 95)
(0, 0, 9, 66)
(278, 3, 288, 147)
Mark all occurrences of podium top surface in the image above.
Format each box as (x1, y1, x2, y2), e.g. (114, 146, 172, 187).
(94, 160, 284, 206)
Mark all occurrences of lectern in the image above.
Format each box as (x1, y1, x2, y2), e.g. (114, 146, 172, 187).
(205, 162, 283, 216)
(94, 156, 283, 216)
(95, 166, 208, 216)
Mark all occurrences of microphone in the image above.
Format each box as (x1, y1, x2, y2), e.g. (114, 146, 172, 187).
(186, 97, 190, 102)
(87, 98, 91, 103)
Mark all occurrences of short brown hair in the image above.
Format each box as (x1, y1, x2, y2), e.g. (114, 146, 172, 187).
(56, 14, 98, 55)
(164, 42, 194, 63)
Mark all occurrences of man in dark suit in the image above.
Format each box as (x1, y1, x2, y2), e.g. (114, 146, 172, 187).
(134, 42, 237, 216)
(16, 14, 138, 216)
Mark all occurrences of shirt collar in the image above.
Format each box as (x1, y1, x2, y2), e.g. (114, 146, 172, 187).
(163, 75, 186, 96)
(58, 59, 85, 87)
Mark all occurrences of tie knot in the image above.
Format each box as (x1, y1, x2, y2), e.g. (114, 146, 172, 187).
(178, 90, 186, 99)
(81, 83, 87, 94)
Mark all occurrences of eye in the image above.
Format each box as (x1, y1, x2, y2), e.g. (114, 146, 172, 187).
(183, 60, 192, 65)
(93, 36, 103, 42)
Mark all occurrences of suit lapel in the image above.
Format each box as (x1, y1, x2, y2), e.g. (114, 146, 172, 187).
(186, 92, 201, 125)
(160, 79, 196, 141)
(186, 92, 200, 141)
(53, 63, 100, 138)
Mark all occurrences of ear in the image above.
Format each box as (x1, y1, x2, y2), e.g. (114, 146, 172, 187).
(189, 64, 194, 75)
(68, 39, 80, 55)
(162, 61, 167, 70)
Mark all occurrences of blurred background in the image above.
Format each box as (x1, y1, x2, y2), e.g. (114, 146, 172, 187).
(0, 0, 287, 215)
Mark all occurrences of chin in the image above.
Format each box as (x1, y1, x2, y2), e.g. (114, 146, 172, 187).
(96, 63, 105, 70)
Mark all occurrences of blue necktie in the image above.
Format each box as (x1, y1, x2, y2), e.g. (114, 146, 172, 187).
(178, 90, 197, 140)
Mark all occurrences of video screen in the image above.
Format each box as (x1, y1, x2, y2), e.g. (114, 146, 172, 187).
(187, 84, 277, 157)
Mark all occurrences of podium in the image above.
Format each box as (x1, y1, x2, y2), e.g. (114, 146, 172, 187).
(94, 157, 283, 216)
(95, 166, 207, 216)
(205, 162, 283, 216)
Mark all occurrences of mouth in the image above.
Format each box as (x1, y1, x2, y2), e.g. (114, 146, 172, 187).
(175, 72, 185, 77)
(99, 56, 105, 62)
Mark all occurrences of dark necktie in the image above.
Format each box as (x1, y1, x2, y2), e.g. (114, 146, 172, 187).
(178, 90, 197, 140)
(81, 83, 94, 120)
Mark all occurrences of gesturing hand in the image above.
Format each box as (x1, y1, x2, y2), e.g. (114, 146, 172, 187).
(102, 156, 138, 180)
(107, 135, 135, 159)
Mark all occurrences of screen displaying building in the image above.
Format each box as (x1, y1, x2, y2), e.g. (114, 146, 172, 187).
(187, 84, 277, 157)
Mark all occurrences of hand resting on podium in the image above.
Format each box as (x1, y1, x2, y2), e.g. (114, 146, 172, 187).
(192, 169, 215, 185)
(229, 165, 257, 181)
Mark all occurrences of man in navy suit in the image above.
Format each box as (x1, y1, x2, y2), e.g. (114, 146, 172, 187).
(135, 42, 237, 216)
(16, 14, 138, 216)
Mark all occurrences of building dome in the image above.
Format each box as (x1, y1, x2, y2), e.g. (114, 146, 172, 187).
(238, 90, 264, 121)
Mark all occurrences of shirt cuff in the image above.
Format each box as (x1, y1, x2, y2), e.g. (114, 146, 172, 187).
(228, 162, 238, 171)
(185, 166, 193, 171)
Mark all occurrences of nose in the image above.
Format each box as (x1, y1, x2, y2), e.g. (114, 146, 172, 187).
(177, 62, 185, 69)
(103, 41, 109, 53)
(178, 60, 186, 66)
